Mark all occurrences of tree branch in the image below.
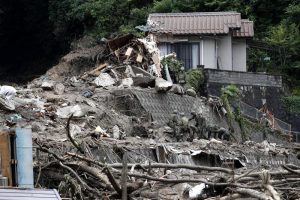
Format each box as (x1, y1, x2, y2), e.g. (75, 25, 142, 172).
(59, 161, 100, 197)
(109, 163, 233, 174)
(282, 165, 300, 175)
(233, 188, 272, 200)
(103, 166, 122, 195)
(126, 172, 257, 188)
(66, 114, 85, 154)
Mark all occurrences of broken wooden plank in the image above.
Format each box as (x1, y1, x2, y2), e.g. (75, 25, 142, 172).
(81, 63, 108, 79)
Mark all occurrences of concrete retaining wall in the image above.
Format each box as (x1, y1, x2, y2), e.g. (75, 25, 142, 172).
(204, 69, 282, 87)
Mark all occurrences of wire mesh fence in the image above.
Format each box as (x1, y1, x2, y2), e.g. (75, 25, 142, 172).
(239, 101, 291, 134)
(291, 131, 300, 143)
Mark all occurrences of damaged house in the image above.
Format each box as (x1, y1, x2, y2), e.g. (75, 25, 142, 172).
(147, 12, 294, 135)
(147, 12, 254, 71)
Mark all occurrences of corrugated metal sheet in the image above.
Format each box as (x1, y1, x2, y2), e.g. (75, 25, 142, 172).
(233, 20, 254, 37)
(0, 188, 61, 200)
(148, 12, 254, 37)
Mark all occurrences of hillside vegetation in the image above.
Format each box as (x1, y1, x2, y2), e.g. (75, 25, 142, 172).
(49, 0, 299, 91)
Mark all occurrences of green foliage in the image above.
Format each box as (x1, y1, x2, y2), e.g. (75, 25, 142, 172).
(221, 84, 240, 98)
(49, 0, 153, 38)
(235, 106, 248, 141)
(161, 57, 182, 82)
(282, 96, 300, 114)
(221, 85, 241, 135)
(286, 3, 300, 24)
(152, 0, 174, 12)
(266, 22, 300, 52)
(48, 0, 300, 92)
(292, 87, 300, 96)
(186, 69, 204, 92)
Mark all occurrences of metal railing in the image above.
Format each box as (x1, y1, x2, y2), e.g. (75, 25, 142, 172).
(239, 101, 291, 134)
(291, 131, 300, 143)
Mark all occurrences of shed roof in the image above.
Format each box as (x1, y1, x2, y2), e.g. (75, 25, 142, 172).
(148, 12, 254, 37)
(0, 188, 61, 200)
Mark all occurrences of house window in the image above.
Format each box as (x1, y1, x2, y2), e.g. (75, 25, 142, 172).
(158, 42, 200, 70)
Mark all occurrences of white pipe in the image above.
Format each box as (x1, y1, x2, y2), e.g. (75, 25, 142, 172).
(201, 40, 204, 65)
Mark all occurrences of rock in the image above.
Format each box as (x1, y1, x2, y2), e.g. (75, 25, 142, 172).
(6, 114, 22, 124)
(70, 76, 79, 83)
(132, 77, 155, 88)
(31, 122, 46, 132)
(209, 138, 222, 144)
(0, 96, 15, 111)
(83, 99, 96, 108)
(186, 88, 197, 97)
(125, 65, 135, 77)
(189, 183, 206, 199)
(192, 139, 209, 148)
(169, 84, 185, 95)
(54, 83, 65, 95)
(41, 80, 55, 90)
(172, 183, 191, 199)
(45, 94, 62, 103)
(95, 126, 110, 137)
(155, 78, 172, 92)
(94, 73, 115, 87)
(120, 78, 133, 88)
(56, 105, 86, 118)
(70, 124, 82, 137)
(112, 125, 120, 139)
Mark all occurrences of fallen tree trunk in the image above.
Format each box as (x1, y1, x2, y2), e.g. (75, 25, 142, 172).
(234, 188, 273, 200)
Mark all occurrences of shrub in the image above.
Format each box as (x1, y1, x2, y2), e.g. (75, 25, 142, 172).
(186, 69, 204, 92)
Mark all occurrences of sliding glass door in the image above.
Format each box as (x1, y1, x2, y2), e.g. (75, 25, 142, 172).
(158, 42, 200, 70)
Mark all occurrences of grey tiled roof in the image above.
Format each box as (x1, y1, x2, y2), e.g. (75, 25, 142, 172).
(233, 19, 254, 38)
(148, 12, 254, 37)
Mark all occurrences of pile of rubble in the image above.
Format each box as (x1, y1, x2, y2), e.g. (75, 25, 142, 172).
(0, 35, 299, 200)
(35, 129, 300, 200)
(47, 34, 191, 96)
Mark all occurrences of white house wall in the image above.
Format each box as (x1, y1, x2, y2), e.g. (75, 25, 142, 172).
(232, 39, 247, 72)
(203, 39, 216, 69)
(217, 34, 232, 71)
(156, 34, 247, 72)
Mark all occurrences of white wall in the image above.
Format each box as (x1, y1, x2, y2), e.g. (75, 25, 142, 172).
(232, 39, 247, 72)
(203, 39, 216, 69)
(157, 34, 247, 72)
(217, 34, 232, 71)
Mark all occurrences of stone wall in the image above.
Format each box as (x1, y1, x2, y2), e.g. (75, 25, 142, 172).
(204, 69, 282, 88)
(203, 69, 300, 134)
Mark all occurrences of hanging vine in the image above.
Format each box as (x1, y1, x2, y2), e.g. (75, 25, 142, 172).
(221, 85, 249, 141)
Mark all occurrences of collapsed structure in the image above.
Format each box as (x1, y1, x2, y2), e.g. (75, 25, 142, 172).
(0, 27, 299, 199)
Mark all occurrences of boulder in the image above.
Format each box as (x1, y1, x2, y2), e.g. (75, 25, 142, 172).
(94, 73, 115, 87)
(132, 77, 155, 88)
(56, 105, 86, 118)
(41, 80, 55, 90)
(186, 88, 197, 97)
(155, 78, 172, 92)
(54, 83, 65, 95)
(120, 78, 133, 88)
(169, 84, 185, 95)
